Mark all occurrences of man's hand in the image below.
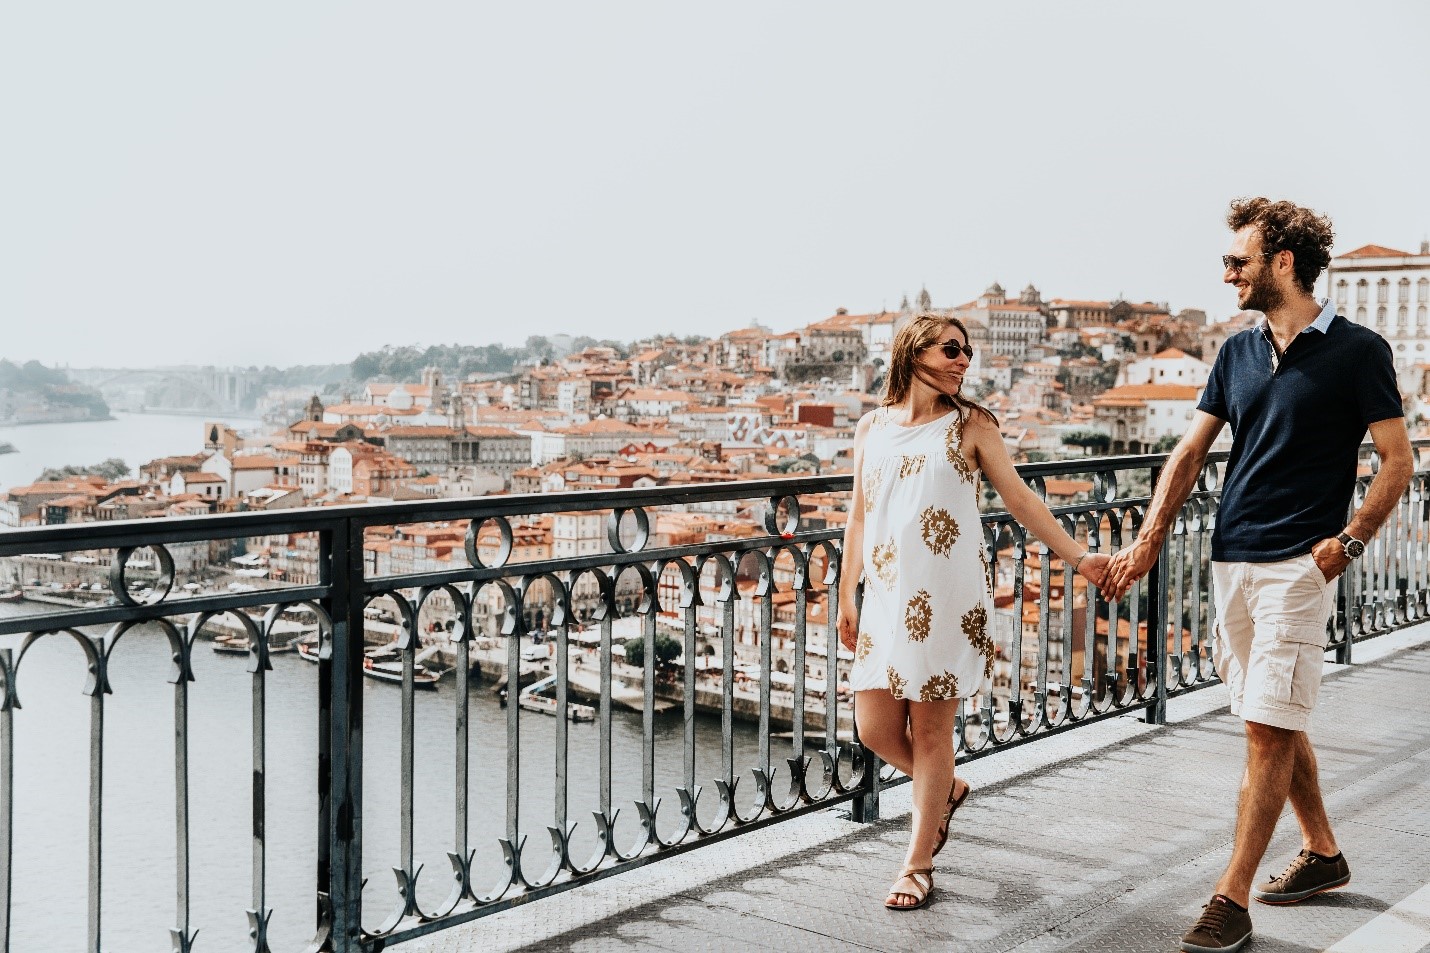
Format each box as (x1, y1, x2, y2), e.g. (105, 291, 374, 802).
(837, 598, 859, 651)
(1103, 538, 1160, 600)
(1310, 537, 1350, 583)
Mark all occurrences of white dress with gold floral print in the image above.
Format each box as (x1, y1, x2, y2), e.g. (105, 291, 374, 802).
(849, 406, 993, 702)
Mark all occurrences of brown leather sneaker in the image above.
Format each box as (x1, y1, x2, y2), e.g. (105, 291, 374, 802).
(1252, 849, 1351, 904)
(1180, 895, 1252, 953)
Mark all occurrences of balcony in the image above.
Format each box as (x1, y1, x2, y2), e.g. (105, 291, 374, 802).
(0, 445, 1426, 952)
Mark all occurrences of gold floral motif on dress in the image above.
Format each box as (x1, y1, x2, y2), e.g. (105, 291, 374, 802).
(918, 671, 960, 702)
(905, 588, 932, 642)
(961, 603, 995, 678)
(862, 466, 882, 514)
(886, 666, 908, 699)
(855, 630, 873, 663)
(897, 454, 926, 478)
(919, 506, 960, 557)
(944, 415, 976, 485)
(871, 539, 898, 588)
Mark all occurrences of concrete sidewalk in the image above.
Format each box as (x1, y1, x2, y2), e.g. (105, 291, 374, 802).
(412, 623, 1430, 953)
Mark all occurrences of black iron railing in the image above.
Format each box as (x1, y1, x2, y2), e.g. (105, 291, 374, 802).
(0, 445, 1425, 952)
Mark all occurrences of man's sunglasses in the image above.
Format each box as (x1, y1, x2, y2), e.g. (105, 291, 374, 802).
(1222, 251, 1277, 273)
(928, 341, 974, 360)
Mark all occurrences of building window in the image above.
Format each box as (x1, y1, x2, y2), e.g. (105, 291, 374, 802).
(1336, 279, 1348, 304)
(1419, 278, 1429, 302)
(1400, 278, 1411, 302)
(1399, 305, 1408, 331)
(1377, 306, 1387, 329)
(1419, 305, 1427, 331)
(1356, 306, 1367, 323)
(1357, 279, 1368, 304)
(1378, 279, 1389, 303)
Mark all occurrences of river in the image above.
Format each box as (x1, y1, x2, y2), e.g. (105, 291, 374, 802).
(0, 600, 777, 952)
(0, 412, 265, 493)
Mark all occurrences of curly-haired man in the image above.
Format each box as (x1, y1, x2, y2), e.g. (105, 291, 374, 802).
(1104, 197, 1413, 953)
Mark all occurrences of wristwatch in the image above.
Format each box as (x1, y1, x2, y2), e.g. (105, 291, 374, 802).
(1336, 533, 1365, 559)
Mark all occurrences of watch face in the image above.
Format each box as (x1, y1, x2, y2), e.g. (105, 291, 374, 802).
(1346, 539, 1365, 558)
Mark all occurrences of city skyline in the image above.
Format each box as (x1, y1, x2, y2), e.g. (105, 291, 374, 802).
(4, 2, 1428, 367)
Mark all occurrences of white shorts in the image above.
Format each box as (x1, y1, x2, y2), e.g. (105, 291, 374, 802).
(1211, 553, 1336, 732)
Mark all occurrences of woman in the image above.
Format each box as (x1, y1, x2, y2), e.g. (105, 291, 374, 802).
(837, 313, 1108, 910)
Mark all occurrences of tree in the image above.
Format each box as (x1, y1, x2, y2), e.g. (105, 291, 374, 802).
(38, 457, 131, 482)
(1060, 429, 1111, 456)
(623, 634, 682, 669)
(1152, 434, 1181, 454)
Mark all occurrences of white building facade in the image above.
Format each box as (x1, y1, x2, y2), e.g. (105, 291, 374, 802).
(1328, 242, 1430, 389)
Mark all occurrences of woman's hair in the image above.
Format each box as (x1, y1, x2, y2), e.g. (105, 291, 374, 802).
(881, 313, 997, 425)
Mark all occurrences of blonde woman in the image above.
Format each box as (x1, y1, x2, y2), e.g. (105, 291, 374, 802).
(838, 313, 1108, 910)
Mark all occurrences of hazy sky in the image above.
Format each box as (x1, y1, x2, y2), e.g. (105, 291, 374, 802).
(4, 2, 1427, 369)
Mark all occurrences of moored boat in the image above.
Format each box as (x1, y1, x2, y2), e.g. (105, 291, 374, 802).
(362, 657, 441, 689)
(517, 676, 595, 721)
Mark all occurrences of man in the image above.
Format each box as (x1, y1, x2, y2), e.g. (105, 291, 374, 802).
(1103, 197, 1413, 953)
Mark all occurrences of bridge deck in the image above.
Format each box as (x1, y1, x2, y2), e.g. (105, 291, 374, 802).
(410, 623, 1430, 953)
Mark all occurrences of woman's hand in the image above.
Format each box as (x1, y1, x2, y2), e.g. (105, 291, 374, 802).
(1077, 552, 1110, 589)
(837, 597, 859, 651)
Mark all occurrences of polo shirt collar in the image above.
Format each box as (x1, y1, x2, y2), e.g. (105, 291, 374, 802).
(1258, 298, 1337, 337)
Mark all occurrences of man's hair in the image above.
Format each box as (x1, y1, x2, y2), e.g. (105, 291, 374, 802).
(1226, 197, 1335, 294)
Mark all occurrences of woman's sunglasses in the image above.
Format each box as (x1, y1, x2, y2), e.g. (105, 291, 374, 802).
(928, 341, 974, 360)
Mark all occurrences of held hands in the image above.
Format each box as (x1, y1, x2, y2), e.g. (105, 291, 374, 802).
(1076, 552, 1110, 589)
(1102, 538, 1159, 601)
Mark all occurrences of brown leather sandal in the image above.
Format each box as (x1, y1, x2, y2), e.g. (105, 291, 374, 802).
(931, 778, 970, 857)
(884, 867, 934, 910)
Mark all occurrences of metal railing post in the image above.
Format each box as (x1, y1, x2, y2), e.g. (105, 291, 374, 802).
(320, 519, 365, 952)
(1143, 466, 1168, 725)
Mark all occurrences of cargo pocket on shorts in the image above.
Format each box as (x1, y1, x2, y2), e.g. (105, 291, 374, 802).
(1259, 627, 1325, 710)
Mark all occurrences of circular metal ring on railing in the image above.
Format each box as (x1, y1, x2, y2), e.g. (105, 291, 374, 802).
(685, 782, 734, 837)
(1025, 475, 1047, 500)
(1092, 469, 1119, 505)
(108, 544, 176, 608)
(697, 553, 738, 604)
(361, 590, 417, 649)
(767, 541, 809, 592)
(262, 600, 333, 662)
(101, 617, 188, 685)
(648, 789, 694, 848)
(464, 516, 513, 570)
(189, 609, 263, 674)
(517, 572, 572, 631)
(734, 548, 773, 599)
(606, 507, 651, 554)
(13, 628, 106, 702)
(1186, 499, 1206, 533)
(1196, 460, 1222, 492)
(567, 567, 615, 624)
(762, 495, 801, 538)
(806, 539, 841, 590)
(513, 824, 568, 890)
(607, 562, 656, 619)
(416, 583, 470, 644)
(651, 558, 699, 612)
(471, 577, 520, 640)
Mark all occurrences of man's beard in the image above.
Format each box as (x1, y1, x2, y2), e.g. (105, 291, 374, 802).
(1240, 265, 1285, 314)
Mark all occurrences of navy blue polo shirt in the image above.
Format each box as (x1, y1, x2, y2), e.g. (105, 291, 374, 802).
(1198, 303, 1403, 562)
